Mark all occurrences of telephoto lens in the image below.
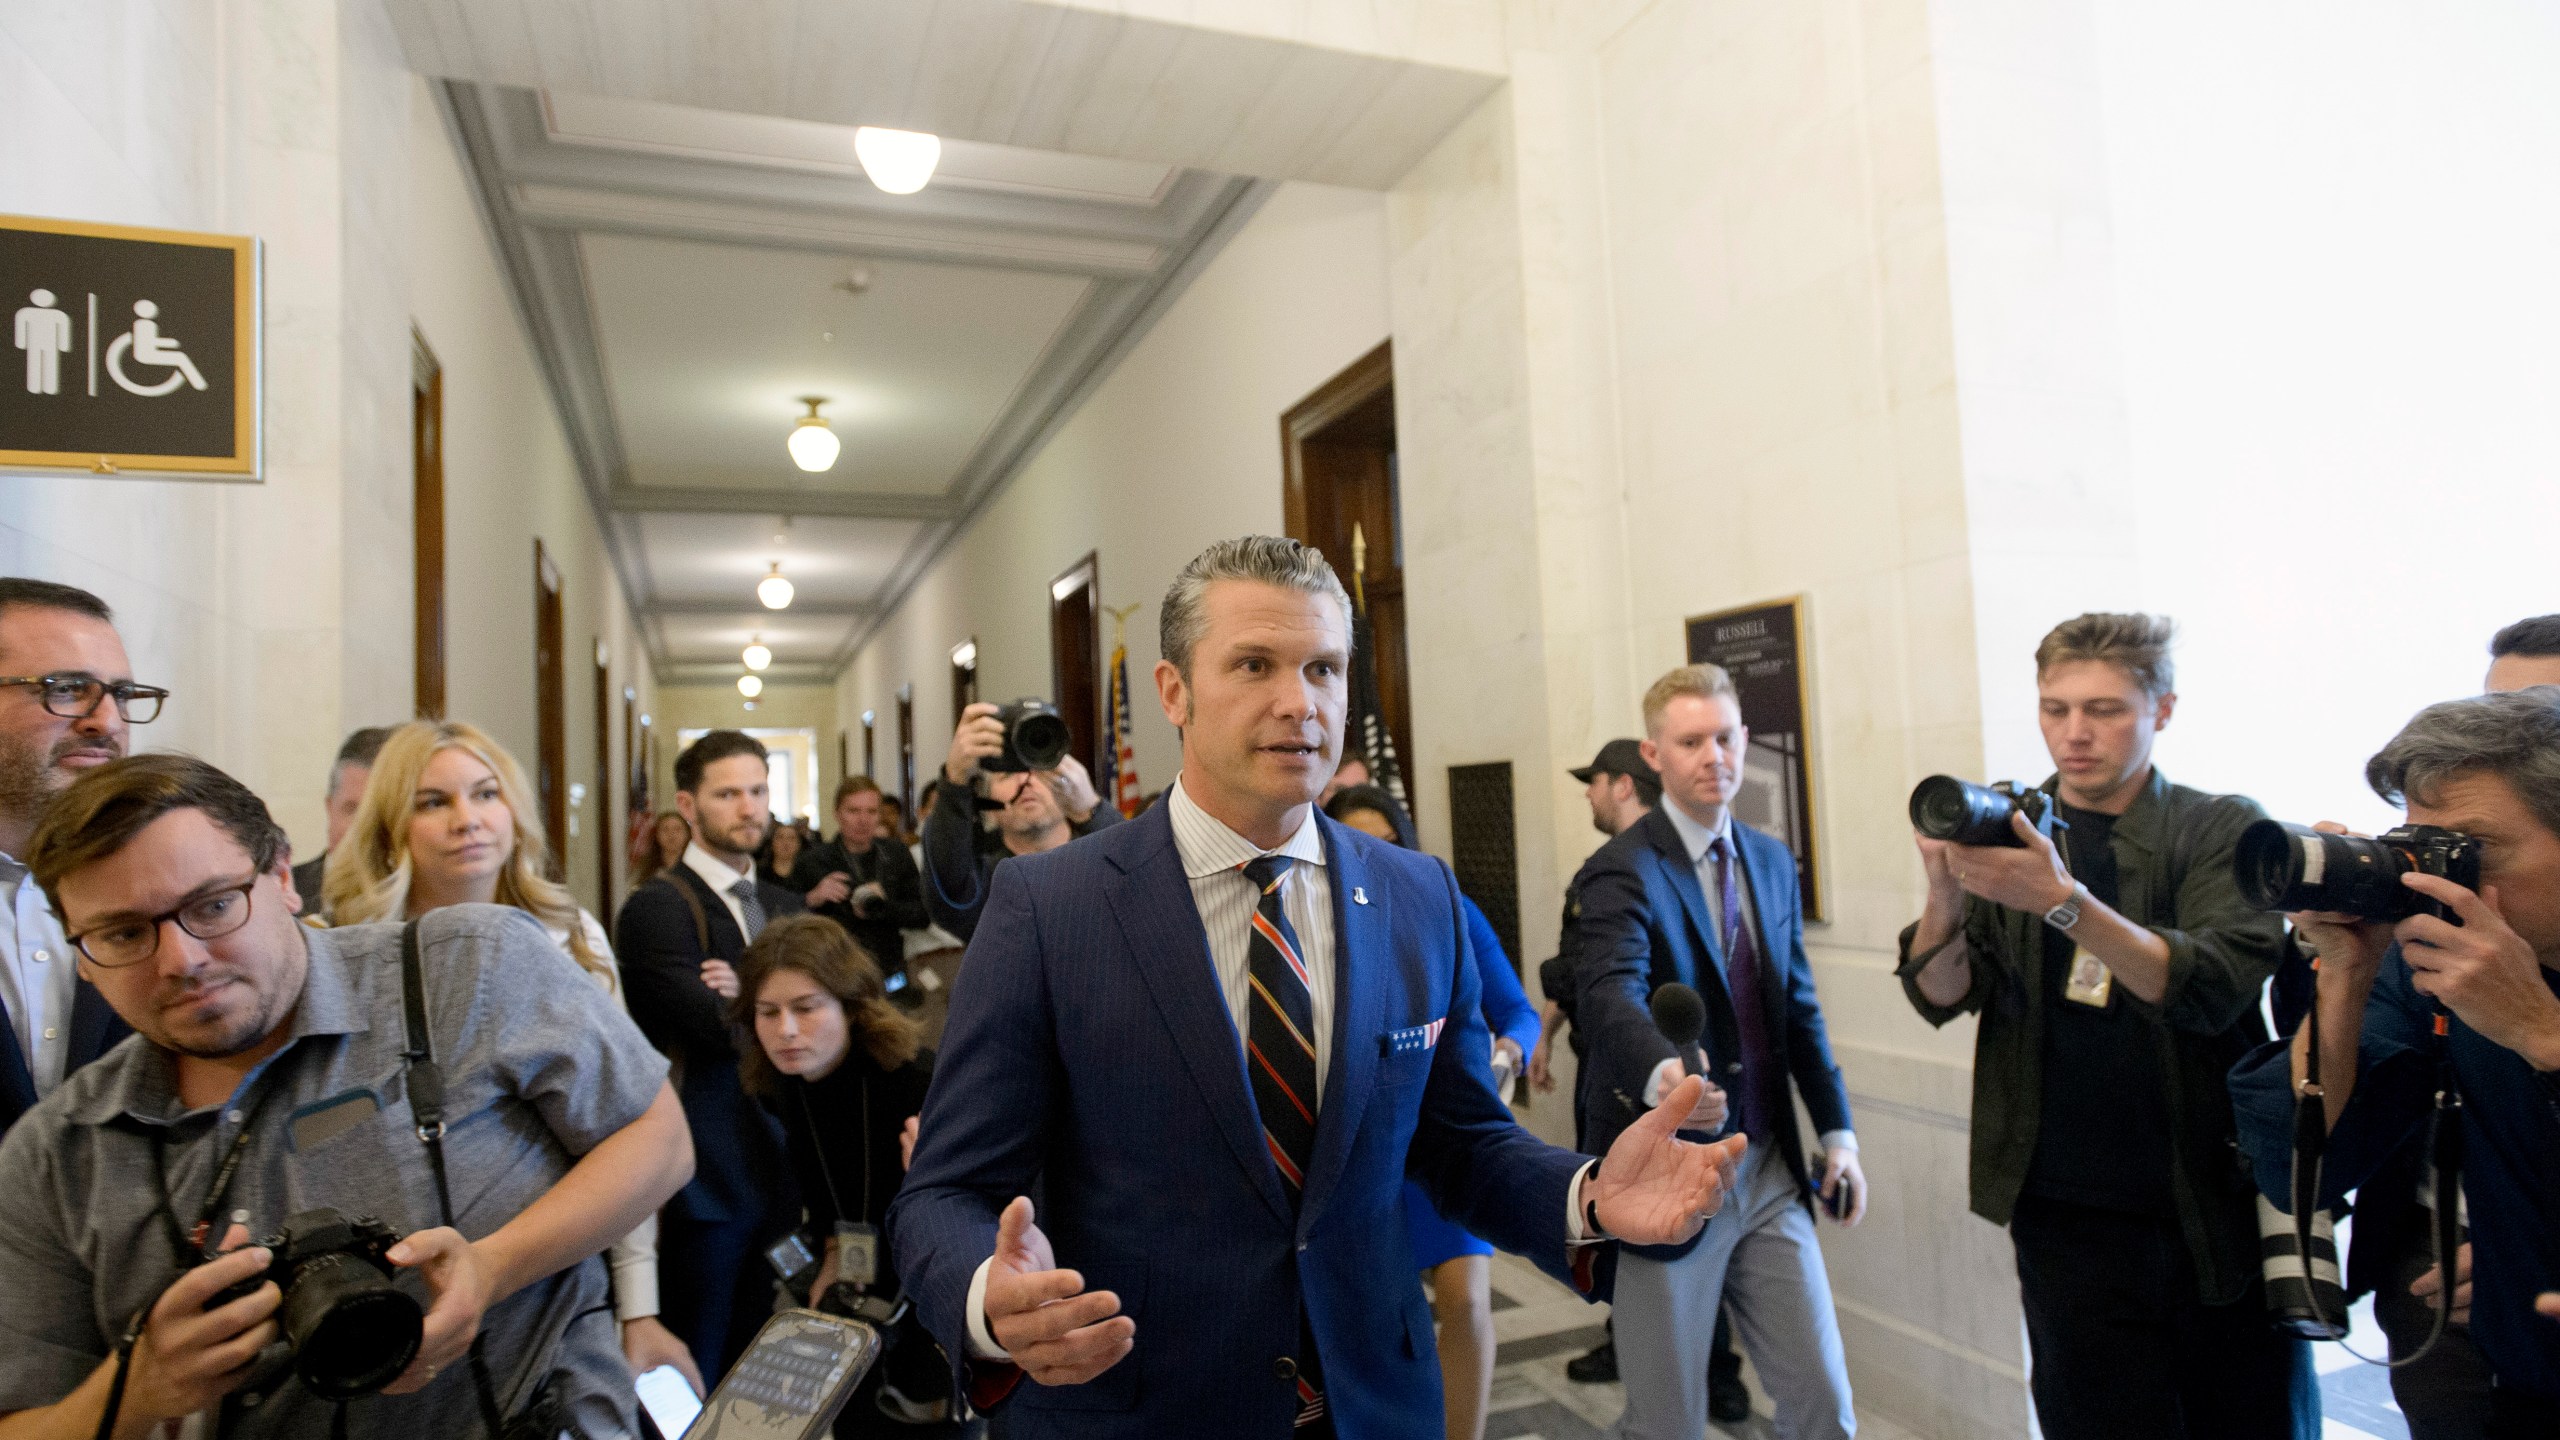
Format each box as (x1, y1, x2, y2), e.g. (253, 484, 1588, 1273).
(2233, 821, 2484, 923)
(1908, 776, 2055, 849)
(984, 698, 1072, 773)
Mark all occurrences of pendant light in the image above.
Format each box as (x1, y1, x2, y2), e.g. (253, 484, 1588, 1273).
(758, 563, 794, 611)
(854, 127, 941, 195)
(737, 674, 764, 698)
(742, 637, 773, 672)
(787, 397, 840, 472)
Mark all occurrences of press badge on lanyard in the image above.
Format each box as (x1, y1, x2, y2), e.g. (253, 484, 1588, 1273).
(834, 1221, 880, 1287)
(2063, 947, 2115, 1008)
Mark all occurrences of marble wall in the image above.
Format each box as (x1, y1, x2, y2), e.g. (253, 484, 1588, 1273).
(0, 3, 647, 910)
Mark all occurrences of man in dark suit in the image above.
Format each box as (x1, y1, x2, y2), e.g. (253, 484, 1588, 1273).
(616, 728, 804, 1383)
(287, 724, 392, 917)
(892, 537, 1744, 1439)
(792, 773, 926, 986)
(1575, 664, 1862, 1440)
(0, 578, 152, 1138)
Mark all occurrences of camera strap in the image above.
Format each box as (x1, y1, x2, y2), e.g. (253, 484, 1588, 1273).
(398, 919, 510, 1440)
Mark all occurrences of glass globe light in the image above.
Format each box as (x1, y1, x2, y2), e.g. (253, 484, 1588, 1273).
(758, 564, 794, 610)
(787, 397, 839, 472)
(743, 639, 772, 671)
(737, 674, 764, 698)
(854, 127, 941, 195)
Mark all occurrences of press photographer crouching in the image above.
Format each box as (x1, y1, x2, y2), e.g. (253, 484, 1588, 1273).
(0, 755, 693, 1438)
(2231, 688, 2560, 1435)
(919, 700, 1120, 943)
(1896, 613, 2312, 1438)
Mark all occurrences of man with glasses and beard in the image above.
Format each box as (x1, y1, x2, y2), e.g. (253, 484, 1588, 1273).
(0, 578, 166, 1138)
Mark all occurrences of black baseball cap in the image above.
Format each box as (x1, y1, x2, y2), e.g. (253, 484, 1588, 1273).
(1569, 739, 1657, 786)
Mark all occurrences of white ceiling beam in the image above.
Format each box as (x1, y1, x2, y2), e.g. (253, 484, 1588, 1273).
(606, 485, 961, 521)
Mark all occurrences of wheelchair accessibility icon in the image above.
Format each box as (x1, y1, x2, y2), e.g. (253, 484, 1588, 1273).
(105, 300, 208, 397)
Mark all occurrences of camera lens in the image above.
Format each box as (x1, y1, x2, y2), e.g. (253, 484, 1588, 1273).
(1009, 708, 1071, 771)
(2232, 820, 2418, 920)
(279, 1251, 424, 1399)
(1908, 776, 2027, 848)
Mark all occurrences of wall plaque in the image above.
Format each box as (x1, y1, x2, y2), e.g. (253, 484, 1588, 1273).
(2, 214, 260, 478)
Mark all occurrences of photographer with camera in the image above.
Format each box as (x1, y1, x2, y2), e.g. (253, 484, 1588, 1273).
(794, 778, 927, 999)
(1896, 614, 2309, 1439)
(0, 754, 692, 1438)
(2229, 688, 2560, 1435)
(920, 700, 1121, 943)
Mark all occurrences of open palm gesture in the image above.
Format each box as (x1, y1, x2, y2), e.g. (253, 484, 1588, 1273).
(1586, 1074, 1748, 1245)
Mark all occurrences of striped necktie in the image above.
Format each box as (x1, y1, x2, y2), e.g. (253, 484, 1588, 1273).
(1241, 855, 1319, 1201)
(730, 876, 768, 941)
(1241, 854, 1329, 1430)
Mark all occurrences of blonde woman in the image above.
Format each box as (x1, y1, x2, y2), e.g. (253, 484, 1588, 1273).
(325, 719, 704, 1397)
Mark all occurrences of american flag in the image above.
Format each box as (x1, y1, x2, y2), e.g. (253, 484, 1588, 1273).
(1103, 624, 1141, 817)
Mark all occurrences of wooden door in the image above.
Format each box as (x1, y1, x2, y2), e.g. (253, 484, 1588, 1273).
(896, 686, 917, 818)
(534, 541, 566, 875)
(413, 335, 446, 717)
(592, 640, 612, 913)
(1049, 552, 1101, 773)
(1282, 341, 1414, 784)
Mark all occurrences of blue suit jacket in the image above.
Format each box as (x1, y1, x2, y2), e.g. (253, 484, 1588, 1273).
(0, 979, 125, 1140)
(889, 802, 1599, 1438)
(1571, 807, 1851, 1255)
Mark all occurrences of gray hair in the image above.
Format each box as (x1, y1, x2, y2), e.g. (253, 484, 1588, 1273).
(1159, 536, 1353, 677)
(2366, 686, 2560, 840)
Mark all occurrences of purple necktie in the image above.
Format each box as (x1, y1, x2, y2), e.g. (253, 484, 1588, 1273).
(1712, 836, 1774, 1140)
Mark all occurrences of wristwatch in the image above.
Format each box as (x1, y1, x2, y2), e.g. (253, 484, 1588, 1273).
(2042, 883, 2085, 932)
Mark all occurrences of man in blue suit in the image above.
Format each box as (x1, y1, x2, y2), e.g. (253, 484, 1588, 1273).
(891, 537, 1745, 1438)
(1575, 663, 1862, 1440)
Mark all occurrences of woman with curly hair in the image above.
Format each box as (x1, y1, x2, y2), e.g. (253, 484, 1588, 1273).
(325, 719, 701, 1396)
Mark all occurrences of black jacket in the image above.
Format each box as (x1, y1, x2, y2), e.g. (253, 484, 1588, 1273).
(0, 980, 125, 1139)
(918, 776, 1124, 942)
(769, 1050, 934, 1289)
(791, 834, 926, 975)
(614, 860, 805, 1225)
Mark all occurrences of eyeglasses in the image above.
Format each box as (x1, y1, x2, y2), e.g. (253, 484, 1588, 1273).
(67, 876, 260, 968)
(0, 673, 169, 724)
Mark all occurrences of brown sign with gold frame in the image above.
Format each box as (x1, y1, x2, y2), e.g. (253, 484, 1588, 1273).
(1, 214, 261, 479)
(1685, 595, 1823, 921)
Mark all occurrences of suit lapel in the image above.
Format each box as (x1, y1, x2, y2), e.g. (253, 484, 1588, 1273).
(1104, 810, 1294, 1229)
(0, 995, 34, 1121)
(675, 864, 751, 961)
(1299, 821, 1383, 1237)
(1734, 827, 1790, 1035)
(67, 978, 122, 1068)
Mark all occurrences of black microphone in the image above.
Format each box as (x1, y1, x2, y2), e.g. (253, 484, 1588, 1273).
(1649, 983, 1707, 1077)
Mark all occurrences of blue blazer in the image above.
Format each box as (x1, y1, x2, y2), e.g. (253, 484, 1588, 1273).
(1571, 807, 1851, 1253)
(889, 802, 1599, 1439)
(0, 979, 126, 1139)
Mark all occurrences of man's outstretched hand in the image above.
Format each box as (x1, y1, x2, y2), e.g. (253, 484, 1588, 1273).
(983, 1197, 1134, 1387)
(1586, 1073, 1747, 1246)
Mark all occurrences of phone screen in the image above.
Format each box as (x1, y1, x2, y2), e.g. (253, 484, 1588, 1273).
(636, 1364, 702, 1439)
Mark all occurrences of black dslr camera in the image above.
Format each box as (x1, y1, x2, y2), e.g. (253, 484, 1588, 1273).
(980, 698, 1072, 774)
(2234, 821, 2483, 923)
(1908, 776, 2068, 849)
(213, 1207, 423, 1400)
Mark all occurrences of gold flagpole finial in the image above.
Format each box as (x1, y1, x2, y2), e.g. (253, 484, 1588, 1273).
(1105, 602, 1143, 647)
(1350, 523, 1369, 614)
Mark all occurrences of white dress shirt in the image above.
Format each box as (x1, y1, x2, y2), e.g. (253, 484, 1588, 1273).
(0, 850, 76, 1096)
(1646, 800, 1855, 1156)
(965, 775, 1605, 1360)
(683, 841, 757, 934)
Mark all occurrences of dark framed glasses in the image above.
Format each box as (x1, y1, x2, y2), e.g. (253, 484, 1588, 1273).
(67, 875, 259, 968)
(0, 672, 169, 724)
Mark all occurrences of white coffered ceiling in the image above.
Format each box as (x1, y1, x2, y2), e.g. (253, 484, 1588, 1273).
(429, 80, 1272, 683)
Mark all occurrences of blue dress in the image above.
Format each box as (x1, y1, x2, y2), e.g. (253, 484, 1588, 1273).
(1402, 893, 1544, 1269)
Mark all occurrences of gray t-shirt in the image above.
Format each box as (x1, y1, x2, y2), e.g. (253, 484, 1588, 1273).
(0, 905, 670, 1437)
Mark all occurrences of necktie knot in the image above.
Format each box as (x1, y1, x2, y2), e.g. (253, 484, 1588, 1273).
(1243, 854, 1294, 895)
(730, 877, 756, 901)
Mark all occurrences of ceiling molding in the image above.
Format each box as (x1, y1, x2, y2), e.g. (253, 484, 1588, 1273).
(437, 76, 1274, 684)
(606, 485, 960, 522)
(646, 599, 874, 619)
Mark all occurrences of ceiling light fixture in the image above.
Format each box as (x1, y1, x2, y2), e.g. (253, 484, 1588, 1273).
(758, 563, 795, 611)
(743, 637, 772, 672)
(737, 673, 764, 698)
(854, 126, 941, 194)
(787, 397, 840, 472)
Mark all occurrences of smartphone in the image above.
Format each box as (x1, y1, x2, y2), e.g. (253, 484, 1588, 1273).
(764, 1231, 819, 1283)
(1811, 1166, 1852, 1220)
(635, 1363, 702, 1440)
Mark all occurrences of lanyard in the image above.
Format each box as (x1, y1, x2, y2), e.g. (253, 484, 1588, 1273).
(147, 1072, 281, 1268)
(794, 1070, 874, 1225)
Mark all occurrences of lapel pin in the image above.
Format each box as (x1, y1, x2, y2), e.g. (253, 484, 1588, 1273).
(1352, 887, 1369, 906)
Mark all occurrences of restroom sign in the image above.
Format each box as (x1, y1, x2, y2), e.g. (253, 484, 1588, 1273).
(0, 215, 260, 479)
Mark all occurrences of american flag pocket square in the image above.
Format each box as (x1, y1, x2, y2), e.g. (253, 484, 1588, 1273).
(1382, 1020, 1444, 1055)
